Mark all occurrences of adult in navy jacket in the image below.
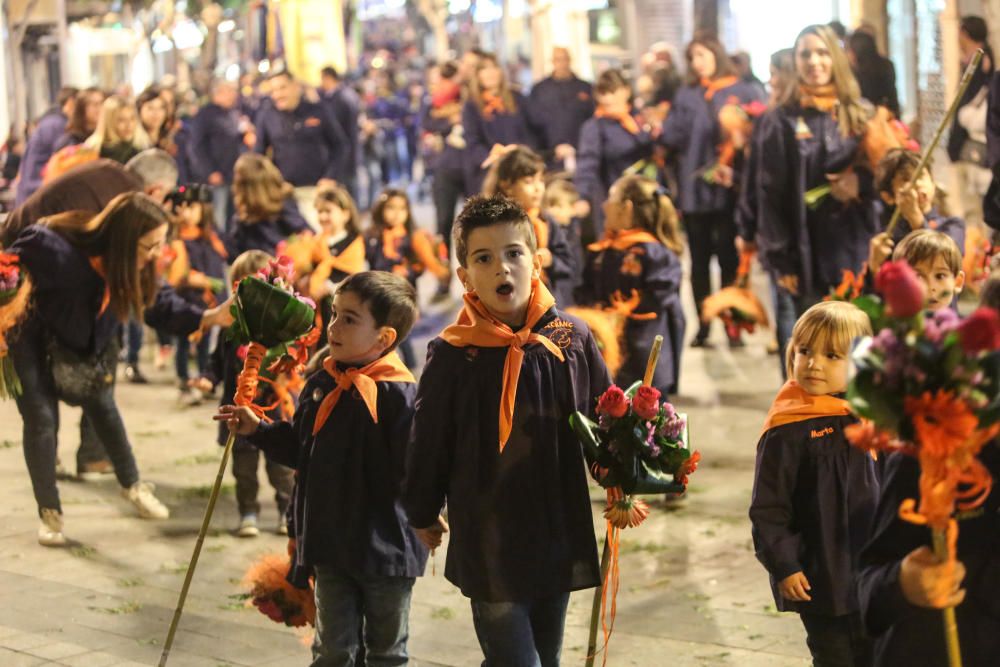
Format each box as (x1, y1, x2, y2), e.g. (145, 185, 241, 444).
(319, 66, 361, 198)
(661, 35, 765, 347)
(528, 47, 595, 170)
(189, 79, 247, 225)
(14, 87, 78, 206)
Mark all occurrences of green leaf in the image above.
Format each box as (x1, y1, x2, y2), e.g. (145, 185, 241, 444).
(852, 296, 884, 324)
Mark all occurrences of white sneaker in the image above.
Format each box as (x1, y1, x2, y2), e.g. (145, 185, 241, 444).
(38, 509, 67, 547)
(178, 386, 203, 407)
(123, 481, 170, 519)
(237, 514, 259, 538)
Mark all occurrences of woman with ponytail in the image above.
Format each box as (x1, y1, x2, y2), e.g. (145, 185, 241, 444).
(752, 24, 878, 374)
(581, 174, 686, 396)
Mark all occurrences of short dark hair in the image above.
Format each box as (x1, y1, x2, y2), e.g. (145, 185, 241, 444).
(439, 61, 459, 79)
(482, 145, 544, 197)
(684, 36, 736, 85)
(875, 148, 927, 196)
(57, 86, 79, 109)
(336, 271, 418, 351)
(594, 69, 630, 96)
(960, 16, 988, 43)
(265, 68, 294, 83)
(321, 66, 340, 81)
(452, 195, 536, 268)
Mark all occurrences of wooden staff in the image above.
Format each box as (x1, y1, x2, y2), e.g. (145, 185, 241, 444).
(886, 49, 984, 239)
(585, 335, 663, 667)
(932, 528, 962, 667)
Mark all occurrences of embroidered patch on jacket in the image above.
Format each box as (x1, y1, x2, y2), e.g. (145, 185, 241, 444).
(578, 91, 591, 101)
(464, 347, 480, 361)
(621, 252, 643, 277)
(795, 116, 813, 140)
(304, 117, 322, 127)
(810, 426, 835, 439)
(542, 318, 575, 349)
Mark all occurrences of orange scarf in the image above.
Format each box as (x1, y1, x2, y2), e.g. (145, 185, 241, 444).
(760, 380, 851, 436)
(527, 208, 549, 250)
(587, 229, 660, 252)
(798, 84, 839, 113)
(595, 107, 639, 135)
(88, 256, 111, 316)
(701, 75, 739, 101)
(481, 92, 507, 119)
(381, 226, 408, 261)
(312, 352, 415, 435)
(440, 280, 564, 452)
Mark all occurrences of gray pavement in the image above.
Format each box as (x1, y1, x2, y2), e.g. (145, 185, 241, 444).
(0, 256, 811, 666)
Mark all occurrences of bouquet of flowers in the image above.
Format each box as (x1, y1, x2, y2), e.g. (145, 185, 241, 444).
(240, 551, 315, 628)
(845, 260, 1000, 667)
(0, 252, 31, 398)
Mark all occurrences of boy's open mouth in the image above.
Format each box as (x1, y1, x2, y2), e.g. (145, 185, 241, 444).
(496, 283, 514, 296)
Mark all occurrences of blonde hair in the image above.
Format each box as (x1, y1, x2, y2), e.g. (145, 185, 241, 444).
(892, 229, 962, 275)
(232, 153, 294, 223)
(612, 175, 683, 254)
(84, 95, 151, 151)
(781, 25, 868, 137)
(229, 249, 273, 286)
(786, 301, 872, 378)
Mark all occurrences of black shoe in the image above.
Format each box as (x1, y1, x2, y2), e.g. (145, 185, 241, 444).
(124, 364, 149, 384)
(727, 335, 746, 348)
(690, 334, 713, 349)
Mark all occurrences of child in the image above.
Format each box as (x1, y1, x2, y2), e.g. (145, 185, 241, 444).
(402, 195, 611, 666)
(224, 153, 311, 257)
(857, 277, 1000, 665)
(483, 146, 577, 308)
(208, 250, 295, 537)
(543, 179, 586, 307)
(869, 229, 965, 312)
(217, 271, 427, 664)
(366, 187, 448, 365)
(581, 174, 686, 396)
(308, 182, 366, 330)
(750, 301, 877, 666)
(164, 184, 228, 405)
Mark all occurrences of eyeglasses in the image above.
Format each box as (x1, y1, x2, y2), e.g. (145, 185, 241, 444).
(138, 239, 165, 254)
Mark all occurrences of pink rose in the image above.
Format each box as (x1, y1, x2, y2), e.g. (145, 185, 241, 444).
(956, 307, 1000, 355)
(632, 385, 661, 420)
(875, 261, 925, 318)
(596, 385, 629, 418)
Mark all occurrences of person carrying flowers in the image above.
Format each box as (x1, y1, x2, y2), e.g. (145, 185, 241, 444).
(402, 195, 611, 667)
(750, 300, 878, 665)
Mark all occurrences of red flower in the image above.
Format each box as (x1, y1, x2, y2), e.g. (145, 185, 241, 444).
(596, 385, 629, 418)
(956, 307, 1000, 355)
(676, 450, 701, 485)
(632, 385, 661, 420)
(875, 261, 926, 318)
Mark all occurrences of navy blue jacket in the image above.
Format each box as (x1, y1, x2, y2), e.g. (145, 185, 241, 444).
(883, 207, 966, 252)
(420, 103, 464, 174)
(550, 217, 584, 308)
(250, 367, 428, 581)
(254, 100, 349, 186)
(320, 85, 360, 173)
(660, 80, 765, 214)
(753, 104, 879, 297)
(462, 92, 540, 193)
(174, 235, 227, 307)
(188, 103, 245, 184)
(857, 445, 1000, 666)
(528, 75, 595, 152)
(750, 411, 881, 616)
(15, 109, 67, 205)
(403, 309, 610, 602)
(223, 199, 310, 257)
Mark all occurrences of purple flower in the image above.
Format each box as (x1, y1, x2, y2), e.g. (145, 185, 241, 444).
(924, 308, 959, 343)
(872, 329, 907, 387)
(0, 275, 16, 291)
(297, 295, 317, 310)
(658, 414, 686, 440)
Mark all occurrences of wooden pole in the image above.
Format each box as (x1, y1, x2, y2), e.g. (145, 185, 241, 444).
(158, 431, 237, 666)
(932, 528, 963, 667)
(585, 335, 663, 666)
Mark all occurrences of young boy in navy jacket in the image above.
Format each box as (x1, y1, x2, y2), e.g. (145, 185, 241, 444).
(217, 271, 427, 665)
(402, 195, 611, 666)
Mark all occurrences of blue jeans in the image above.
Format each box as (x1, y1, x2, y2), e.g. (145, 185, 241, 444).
(175, 334, 210, 383)
(312, 566, 414, 667)
(470, 593, 570, 667)
(125, 318, 144, 365)
(773, 279, 820, 380)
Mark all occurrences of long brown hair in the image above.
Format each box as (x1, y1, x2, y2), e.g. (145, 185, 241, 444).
(684, 36, 736, 85)
(232, 153, 294, 223)
(469, 53, 517, 114)
(614, 175, 683, 254)
(65, 88, 105, 139)
(315, 182, 361, 235)
(41, 192, 168, 321)
(370, 187, 414, 234)
(781, 24, 868, 137)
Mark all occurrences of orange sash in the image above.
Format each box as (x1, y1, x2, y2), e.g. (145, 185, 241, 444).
(798, 84, 839, 113)
(88, 256, 111, 316)
(760, 380, 851, 436)
(595, 107, 639, 135)
(481, 92, 507, 118)
(702, 75, 739, 101)
(381, 226, 408, 261)
(587, 229, 660, 253)
(440, 280, 564, 452)
(312, 352, 415, 435)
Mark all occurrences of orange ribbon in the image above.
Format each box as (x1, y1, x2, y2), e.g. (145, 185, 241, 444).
(701, 75, 739, 101)
(798, 84, 839, 113)
(481, 91, 507, 118)
(88, 256, 111, 316)
(311, 351, 415, 435)
(594, 107, 639, 135)
(587, 229, 660, 253)
(381, 226, 408, 261)
(440, 280, 564, 452)
(760, 380, 851, 436)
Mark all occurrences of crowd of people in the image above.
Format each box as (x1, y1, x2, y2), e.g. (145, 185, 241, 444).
(1, 12, 1000, 667)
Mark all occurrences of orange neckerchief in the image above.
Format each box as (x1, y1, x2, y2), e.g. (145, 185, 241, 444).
(527, 208, 550, 250)
(587, 229, 661, 252)
(798, 84, 839, 113)
(88, 256, 111, 316)
(760, 380, 851, 436)
(481, 91, 507, 118)
(702, 75, 739, 101)
(381, 226, 408, 261)
(312, 352, 415, 435)
(440, 280, 565, 452)
(595, 107, 639, 135)
(178, 225, 228, 260)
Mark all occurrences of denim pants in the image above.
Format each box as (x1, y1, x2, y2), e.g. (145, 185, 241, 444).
(799, 612, 873, 667)
(470, 593, 570, 667)
(125, 318, 144, 365)
(175, 334, 211, 383)
(211, 185, 232, 231)
(11, 335, 139, 514)
(773, 280, 820, 379)
(311, 565, 414, 667)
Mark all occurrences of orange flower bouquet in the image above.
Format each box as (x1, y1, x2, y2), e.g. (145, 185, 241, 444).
(846, 260, 1000, 667)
